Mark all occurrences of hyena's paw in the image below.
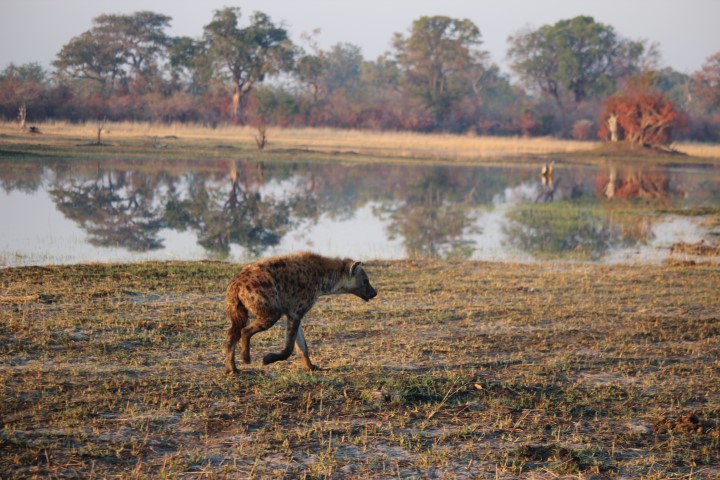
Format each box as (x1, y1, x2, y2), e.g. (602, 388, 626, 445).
(300, 360, 320, 372)
(263, 352, 290, 365)
(262, 353, 276, 365)
(225, 352, 239, 374)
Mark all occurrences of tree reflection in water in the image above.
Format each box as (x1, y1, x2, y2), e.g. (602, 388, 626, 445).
(2, 158, 716, 263)
(165, 162, 291, 258)
(51, 170, 166, 251)
(379, 168, 480, 259)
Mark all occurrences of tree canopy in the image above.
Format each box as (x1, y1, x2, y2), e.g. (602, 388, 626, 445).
(202, 7, 294, 122)
(53, 11, 171, 91)
(393, 16, 488, 127)
(508, 16, 653, 110)
(691, 52, 720, 112)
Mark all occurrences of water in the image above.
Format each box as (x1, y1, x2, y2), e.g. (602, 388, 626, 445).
(1, 157, 719, 266)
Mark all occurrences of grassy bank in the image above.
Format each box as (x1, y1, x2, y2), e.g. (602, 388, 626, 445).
(1, 260, 719, 478)
(3, 120, 720, 164)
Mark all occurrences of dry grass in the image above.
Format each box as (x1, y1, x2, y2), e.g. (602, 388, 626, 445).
(1, 120, 599, 161)
(4, 120, 720, 163)
(672, 142, 720, 159)
(1, 260, 719, 478)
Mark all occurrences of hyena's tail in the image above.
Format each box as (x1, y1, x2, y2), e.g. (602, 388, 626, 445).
(225, 280, 249, 373)
(225, 280, 249, 330)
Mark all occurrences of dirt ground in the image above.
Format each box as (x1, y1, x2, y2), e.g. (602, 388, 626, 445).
(1, 260, 719, 478)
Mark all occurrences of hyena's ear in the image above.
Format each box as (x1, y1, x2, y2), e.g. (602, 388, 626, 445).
(350, 261, 363, 276)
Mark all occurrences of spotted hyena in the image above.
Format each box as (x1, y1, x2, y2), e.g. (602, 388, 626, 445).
(224, 252, 378, 373)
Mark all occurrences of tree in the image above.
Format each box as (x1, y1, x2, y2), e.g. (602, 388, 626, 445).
(168, 35, 216, 96)
(0, 63, 48, 126)
(599, 79, 685, 147)
(203, 7, 294, 122)
(691, 51, 720, 112)
(508, 16, 654, 111)
(294, 30, 326, 102)
(322, 43, 364, 95)
(54, 30, 126, 87)
(54, 11, 171, 92)
(393, 16, 488, 127)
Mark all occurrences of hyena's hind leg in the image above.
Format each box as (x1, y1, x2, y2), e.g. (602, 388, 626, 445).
(263, 314, 303, 367)
(241, 308, 282, 366)
(225, 296, 248, 374)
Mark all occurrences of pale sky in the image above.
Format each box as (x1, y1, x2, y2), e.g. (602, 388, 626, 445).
(2, 0, 719, 75)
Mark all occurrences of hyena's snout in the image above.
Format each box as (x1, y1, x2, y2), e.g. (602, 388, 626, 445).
(348, 261, 377, 301)
(361, 282, 377, 301)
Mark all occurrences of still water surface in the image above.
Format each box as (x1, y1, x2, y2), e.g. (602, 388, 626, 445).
(1, 157, 719, 266)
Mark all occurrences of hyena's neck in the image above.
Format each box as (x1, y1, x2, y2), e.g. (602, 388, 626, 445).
(314, 257, 347, 296)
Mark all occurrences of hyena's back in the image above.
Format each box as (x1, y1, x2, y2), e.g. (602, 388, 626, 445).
(227, 254, 322, 318)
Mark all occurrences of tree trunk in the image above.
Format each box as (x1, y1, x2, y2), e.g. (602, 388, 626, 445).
(96, 117, 107, 145)
(604, 166, 617, 199)
(231, 82, 253, 124)
(606, 113, 618, 142)
(231, 87, 241, 123)
(18, 104, 27, 130)
(255, 124, 267, 150)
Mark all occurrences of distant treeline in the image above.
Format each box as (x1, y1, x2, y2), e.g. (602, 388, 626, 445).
(1, 9, 719, 142)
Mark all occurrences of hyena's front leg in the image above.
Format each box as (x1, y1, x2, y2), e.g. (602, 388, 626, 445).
(294, 324, 317, 372)
(263, 314, 302, 366)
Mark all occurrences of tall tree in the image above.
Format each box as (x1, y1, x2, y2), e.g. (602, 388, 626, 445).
(393, 16, 488, 127)
(294, 30, 325, 102)
(508, 16, 653, 111)
(203, 7, 294, 122)
(322, 43, 364, 95)
(691, 51, 720, 112)
(168, 36, 214, 95)
(54, 11, 171, 92)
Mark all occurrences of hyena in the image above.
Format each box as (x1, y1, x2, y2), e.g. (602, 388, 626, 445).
(224, 252, 378, 373)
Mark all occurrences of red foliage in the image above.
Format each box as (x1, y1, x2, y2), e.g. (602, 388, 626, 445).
(595, 169, 670, 200)
(598, 86, 686, 147)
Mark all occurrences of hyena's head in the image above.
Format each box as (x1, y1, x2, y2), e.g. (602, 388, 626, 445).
(340, 260, 377, 301)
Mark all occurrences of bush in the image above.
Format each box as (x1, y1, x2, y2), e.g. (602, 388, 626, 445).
(571, 119, 594, 140)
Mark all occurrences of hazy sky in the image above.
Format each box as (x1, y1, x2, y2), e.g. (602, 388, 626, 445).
(2, 0, 718, 75)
